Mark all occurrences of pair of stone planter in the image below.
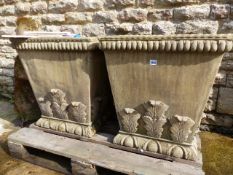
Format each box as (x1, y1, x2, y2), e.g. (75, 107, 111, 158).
(11, 34, 233, 161)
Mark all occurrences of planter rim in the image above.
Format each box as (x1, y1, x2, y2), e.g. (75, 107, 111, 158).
(99, 34, 233, 41)
(99, 34, 233, 52)
(11, 37, 98, 51)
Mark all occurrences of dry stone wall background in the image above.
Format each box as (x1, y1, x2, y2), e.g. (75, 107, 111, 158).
(0, 0, 233, 129)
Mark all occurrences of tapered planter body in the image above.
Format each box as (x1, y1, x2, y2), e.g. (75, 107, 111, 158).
(12, 37, 110, 137)
(100, 34, 233, 160)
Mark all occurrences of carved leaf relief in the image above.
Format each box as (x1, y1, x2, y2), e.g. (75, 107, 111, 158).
(120, 108, 140, 133)
(170, 115, 195, 143)
(38, 89, 89, 121)
(142, 100, 169, 138)
(67, 102, 87, 123)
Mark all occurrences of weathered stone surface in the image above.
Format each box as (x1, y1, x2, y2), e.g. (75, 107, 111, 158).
(205, 99, 216, 112)
(220, 21, 233, 33)
(42, 14, 65, 24)
(231, 6, 233, 19)
(15, 2, 30, 15)
(158, 0, 197, 4)
(0, 68, 14, 77)
(105, 23, 133, 35)
(0, 39, 11, 46)
(209, 87, 218, 99)
(214, 70, 226, 86)
(48, 0, 78, 13)
(1, 5, 15, 15)
(0, 46, 16, 53)
(148, 9, 173, 21)
(202, 113, 233, 128)
(132, 22, 152, 34)
(118, 9, 148, 22)
(79, 0, 103, 11)
(82, 24, 105, 36)
(152, 21, 176, 34)
(0, 17, 6, 26)
(0, 27, 15, 35)
(65, 12, 92, 24)
(173, 5, 210, 20)
(31, 1, 47, 14)
(220, 58, 233, 71)
(93, 11, 117, 23)
(210, 4, 230, 19)
(176, 20, 218, 34)
(0, 58, 14, 68)
(226, 74, 233, 88)
(60, 25, 82, 34)
(139, 0, 154, 7)
(217, 87, 233, 115)
(5, 16, 16, 26)
(106, 0, 135, 9)
(0, 76, 13, 86)
(4, 0, 17, 4)
(42, 25, 61, 32)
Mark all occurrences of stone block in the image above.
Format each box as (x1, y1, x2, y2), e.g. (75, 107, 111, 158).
(0, 68, 14, 77)
(220, 58, 233, 71)
(176, 20, 218, 34)
(105, 23, 133, 35)
(214, 70, 226, 86)
(0, 45, 16, 53)
(106, 0, 135, 9)
(0, 27, 15, 35)
(48, 0, 78, 13)
(42, 14, 65, 24)
(42, 25, 61, 32)
(0, 76, 13, 86)
(202, 113, 233, 128)
(208, 87, 218, 99)
(173, 4, 210, 20)
(31, 1, 47, 14)
(231, 6, 233, 19)
(1, 5, 15, 15)
(82, 24, 105, 36)
(93, 11, 117, 23)
(65, 12, 92, 24)
(0, 17, 6, 26)
(148, 9, 173, 21)
(6, 16, 16, 26)
(79, 0, 103, 11)
(152, 21, 176, 35)
(118, 8, 148, 22)
(220, 21, 233, 33)
(204, 99, 216, 112)
(15, 2, 31, 15)
(226, 74, 233, 88)
(72, 160, 97, 175)
(4, 0, 17, 4)
(60, 25, 82, 34)
(0, 58, 14, 68)
(139, 0, 154, 7)
(158, 0, 198, 4)
(217, 87, 233, 115)
(132, 22, 152, 35)
(210, 4, 230, 19)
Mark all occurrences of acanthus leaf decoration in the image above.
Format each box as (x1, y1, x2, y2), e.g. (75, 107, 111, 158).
(142, 100, 169, 138)
(120, 108, 140, 133)
(170, 115, 195, 143)
(67, 102, 87, 123)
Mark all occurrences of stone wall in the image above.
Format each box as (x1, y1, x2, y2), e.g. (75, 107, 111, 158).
(0, 0, 232, 129)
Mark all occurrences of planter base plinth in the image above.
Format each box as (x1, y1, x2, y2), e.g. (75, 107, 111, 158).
(114, 132, 199, 161)
(8, 128, 204, 175)
(35, 117, 95, 138)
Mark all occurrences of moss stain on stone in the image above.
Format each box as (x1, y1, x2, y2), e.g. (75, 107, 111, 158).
(200, 131, 233, 175)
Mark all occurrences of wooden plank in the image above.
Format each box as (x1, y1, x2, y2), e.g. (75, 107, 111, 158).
(8, 128, 204, 175)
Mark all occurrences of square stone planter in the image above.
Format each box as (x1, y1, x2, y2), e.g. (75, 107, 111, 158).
(99, 34, 233, 160)
(12, 37, 110, 138)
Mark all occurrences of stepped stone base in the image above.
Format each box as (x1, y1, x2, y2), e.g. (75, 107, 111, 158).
(8, 128, 204, 175)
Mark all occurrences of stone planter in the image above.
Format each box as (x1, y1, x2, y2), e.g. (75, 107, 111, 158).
(12, 37, 110, 138)
(99, 34, 233, 160)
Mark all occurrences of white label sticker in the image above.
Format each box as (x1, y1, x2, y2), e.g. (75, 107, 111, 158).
(150, 59, 157, 65)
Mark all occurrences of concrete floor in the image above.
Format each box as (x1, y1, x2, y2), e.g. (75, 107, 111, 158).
(0, 99, 233, 175)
